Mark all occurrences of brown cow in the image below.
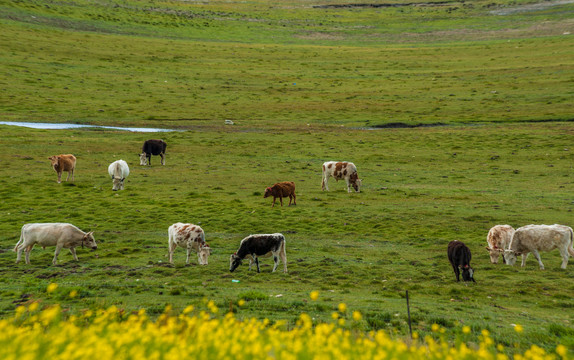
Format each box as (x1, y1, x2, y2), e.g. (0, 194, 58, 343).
(264, 182, 296, 207)
(321, 161, 361, 193)
(48, 154, 76, 183)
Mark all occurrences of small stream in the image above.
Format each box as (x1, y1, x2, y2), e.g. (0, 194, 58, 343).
(0, 121, 179, 132)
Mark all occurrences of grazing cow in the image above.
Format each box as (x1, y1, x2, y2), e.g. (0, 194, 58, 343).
(14, 223, 97, 265)
(447, 240, 475, 282)
(48, 154, 76, 183)
(168, 223, 211, 265)
(108, 160, 130, 191)
(321, 161, 361, 193)
(140, 139, 167, 166)
(504, 224, 574, 270)
(485, 225, 515, 264)
(264, 182, 296, 207)
(230, 233, 287, 273)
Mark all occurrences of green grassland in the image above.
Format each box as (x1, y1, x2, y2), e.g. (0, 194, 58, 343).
(0, 0, 573, 355)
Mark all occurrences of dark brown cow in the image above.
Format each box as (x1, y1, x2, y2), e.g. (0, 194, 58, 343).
(447, 240, 475, 282)
(264, 182, 296, 207)
(48, 154, 76, 183)
(140, 139, 167, 166)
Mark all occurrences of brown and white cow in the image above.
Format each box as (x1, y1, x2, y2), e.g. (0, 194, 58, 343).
(485, 225, 515, 264)
(168, 223, 211, 265)
(504, 224, 574, 269)
(48, 154, 76, 183)
(140, 139, 167, 166)
(264, 181, 296, 207)
(321, 161, 361, 193)
(14, 223, 97, 265)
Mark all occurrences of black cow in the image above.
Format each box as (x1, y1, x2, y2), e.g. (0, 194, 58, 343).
(139, 139, 167, 166)
(447, 240, 475, 282)
(229, 233, 287, 273)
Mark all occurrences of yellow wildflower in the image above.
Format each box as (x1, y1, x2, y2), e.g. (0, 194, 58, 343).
(514, 324, 523, 333)
(310, 291, 319, 301)
(69, 290, 78, 298)
(352, 311, 362, 321)
(431, 324, 440, 332)
(462, 325, 471, 334)
(46, 283, 58, 293)
(338, 303, 347, 313)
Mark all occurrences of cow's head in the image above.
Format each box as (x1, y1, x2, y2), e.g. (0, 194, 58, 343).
(459, 264, 475, 282)
(198, 244, 211, 265)
(229, 253, 242, 272)
(503, 249, 518, 266)
(263, 187, 272, 198)
(139, 153, 147, 166)
(48, 155, 59, 168)
(485, 246, 504, 264)
(111, 175, 125, 191)
(349, 173, 362, 192)
(83, 232, 97, 250)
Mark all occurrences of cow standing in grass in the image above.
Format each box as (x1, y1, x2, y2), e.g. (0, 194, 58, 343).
(264, 182, 296, 207)
(168, 223, 211, 265)
(447, 240, 475, 282)
(140, 139, 167, 166)
(485, 225, 515, 264)
(108, 160, 130, 191)
(230, 233, 287, 273)
(504, 224, 574, 269)
(321, 161, 361, 192)
(14, 223, 97, 265)
(48, 154, 76, 183)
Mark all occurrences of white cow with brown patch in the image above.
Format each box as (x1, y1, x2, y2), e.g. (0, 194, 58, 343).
(504, 224, 574, 269)
(485, 225, 515, 264)
(168, 223, 211, 265)
(14, 223, 97, 265)
(48, 154, 76, 183)
(321, 161, 362, 193)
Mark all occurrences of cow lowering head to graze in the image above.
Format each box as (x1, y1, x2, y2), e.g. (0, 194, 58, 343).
(48, 154, 76, 183)
(229, 233, 287, 273)
(321, 161, 361, 193)
(140, 139, 167, 166)
(14, 223, 97, 265)
(485, 225, 515, 264)
(108, 160, 130, 191)
(504, 224, 574, 270)
(264, 182, 296, 207)
(168, 223, 211, 265)
(447, 240, 475, 282)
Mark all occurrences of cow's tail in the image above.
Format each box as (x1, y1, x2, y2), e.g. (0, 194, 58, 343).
(568, 227, 574, 257)
(13, 232, 23, 252)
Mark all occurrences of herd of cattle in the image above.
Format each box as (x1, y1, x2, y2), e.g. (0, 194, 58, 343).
(14, 139, 574, 279)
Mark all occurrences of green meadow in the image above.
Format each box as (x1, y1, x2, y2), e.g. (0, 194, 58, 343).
(0, 0, 573, 355)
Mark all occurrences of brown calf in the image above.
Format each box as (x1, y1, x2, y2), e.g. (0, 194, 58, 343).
(48, 154, 76, 183)
(264, 181, 296, 207)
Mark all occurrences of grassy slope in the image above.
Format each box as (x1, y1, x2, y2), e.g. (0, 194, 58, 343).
(0, 0, 573, 355)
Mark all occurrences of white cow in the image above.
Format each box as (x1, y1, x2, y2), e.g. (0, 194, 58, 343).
(485, 225, 515, 264)
(168, 223, 211, 265)
(321, 161, 362, 193)
(14, 223, 97, 265)
(108, 160, 130, 191)
(504, 224, 574, 269)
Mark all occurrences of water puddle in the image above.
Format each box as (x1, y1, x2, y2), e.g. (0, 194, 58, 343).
(0, 121, 180, 132)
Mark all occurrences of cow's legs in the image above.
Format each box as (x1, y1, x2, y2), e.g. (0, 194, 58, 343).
(147, 155, 151, 166)
(69, 248, 79, 261)
(272, 255, 279, 272)
(321, 176, 328, 191)
(57, 172, 62, 183)
(185, 247, 191, 264)
(271, 197, 276, 208)
(25, 245, 34, 264)
(279, 195, 283, 207)
(255, 257, 260, 273)
(559, 247, 569, 269)
(531, 250, 544, 269)
(452, 264, 460, 281)
(161, 153, 165, 165)
(52, 245, 63, 265)
(345, 178, 352, 193)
